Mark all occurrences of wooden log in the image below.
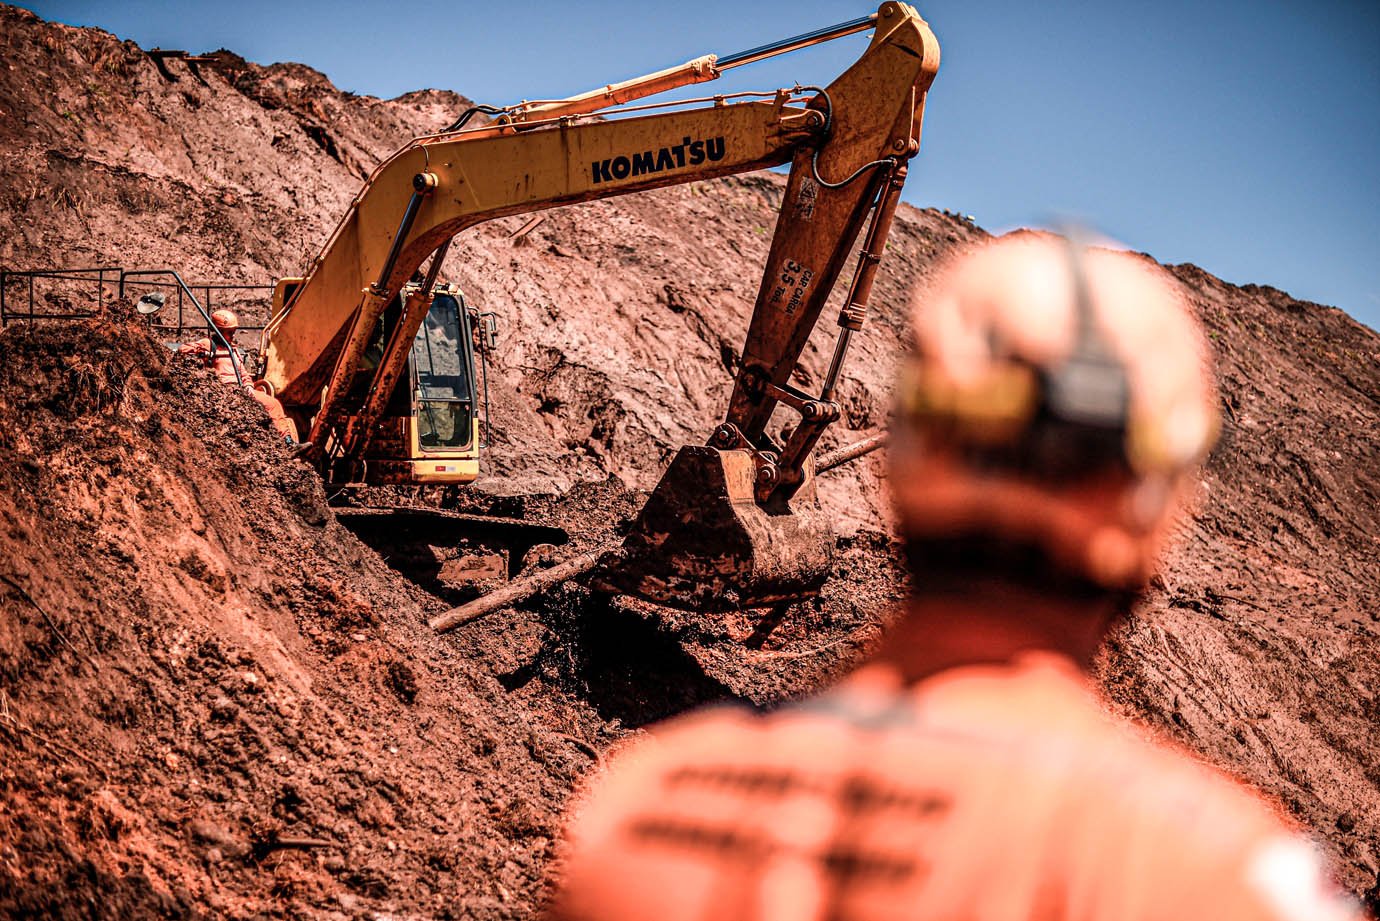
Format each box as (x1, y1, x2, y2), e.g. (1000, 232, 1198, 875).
(429, 546, 610, 633)
(816, 432, 888, 473)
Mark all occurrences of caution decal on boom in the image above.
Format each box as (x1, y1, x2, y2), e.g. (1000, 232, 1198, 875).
(592, 136, 726, 183)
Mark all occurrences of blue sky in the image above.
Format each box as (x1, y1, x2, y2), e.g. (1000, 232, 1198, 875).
(22, 0, 1380, 332)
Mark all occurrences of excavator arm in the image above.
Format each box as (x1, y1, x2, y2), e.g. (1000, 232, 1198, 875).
(259, 2, 940, 609)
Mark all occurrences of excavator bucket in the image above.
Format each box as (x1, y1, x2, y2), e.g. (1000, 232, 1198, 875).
(587, 446, 833, 611)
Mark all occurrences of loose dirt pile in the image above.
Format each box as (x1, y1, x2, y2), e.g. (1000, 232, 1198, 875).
(2, 4, 1378, 917)
(0, 311, 607, 919)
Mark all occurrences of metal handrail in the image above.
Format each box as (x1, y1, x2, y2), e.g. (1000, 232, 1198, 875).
(0, 267, 272, 344)
(119, 268, 248, 386)
(117, 275, 272, 338)
(0, 266, 122, 326)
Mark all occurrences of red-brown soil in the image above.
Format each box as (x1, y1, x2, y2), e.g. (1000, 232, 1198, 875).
(1, 5, 1378, 918)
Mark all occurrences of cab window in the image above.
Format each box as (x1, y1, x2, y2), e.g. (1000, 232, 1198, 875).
(411, 293, 477, 450)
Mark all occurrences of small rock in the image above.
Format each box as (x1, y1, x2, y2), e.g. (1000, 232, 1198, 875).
(208, 695, 238, 722)
(188, 818, 250, 860)
(521, 543, 560, 571)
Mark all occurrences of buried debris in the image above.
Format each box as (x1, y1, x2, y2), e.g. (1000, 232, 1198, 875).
(251, 835, 344, 861)
(430, 548, 607, 634)
(816, 431, 887, 474)
(431, 433, 890, 633)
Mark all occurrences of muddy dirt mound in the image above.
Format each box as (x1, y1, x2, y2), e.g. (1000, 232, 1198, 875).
(0, 4, 469, 306)
(1099, 269, 1380, 903)
(0, 311, 595, 919)
(0, 309, 908, 919)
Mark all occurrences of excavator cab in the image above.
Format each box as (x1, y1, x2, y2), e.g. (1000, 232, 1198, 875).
(266, 279, 484, 485)
(394, 285, 482, 483)
(354, 283, 482, 485)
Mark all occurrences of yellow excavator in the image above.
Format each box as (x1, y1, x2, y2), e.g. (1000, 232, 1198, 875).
(256, 3, 940, 612)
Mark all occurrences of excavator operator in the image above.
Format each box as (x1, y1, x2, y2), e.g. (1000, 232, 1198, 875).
(179, 309, 299, 444)
(544, 234, 1362, 921)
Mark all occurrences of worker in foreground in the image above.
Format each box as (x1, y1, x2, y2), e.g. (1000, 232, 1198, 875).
(178, 309, 298, 443)
(545, 234, 1361, 921)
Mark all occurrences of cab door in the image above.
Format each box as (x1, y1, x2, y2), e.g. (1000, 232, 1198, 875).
(407, 290, 481, 482)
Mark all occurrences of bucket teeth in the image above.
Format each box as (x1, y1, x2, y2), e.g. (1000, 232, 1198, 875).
(588, 446, 833, 611)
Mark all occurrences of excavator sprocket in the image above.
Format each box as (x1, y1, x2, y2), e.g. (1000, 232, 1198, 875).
(588, 446, 833, 611)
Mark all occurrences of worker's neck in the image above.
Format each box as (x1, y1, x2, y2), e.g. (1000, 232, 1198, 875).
(871, 580, 1123, 686)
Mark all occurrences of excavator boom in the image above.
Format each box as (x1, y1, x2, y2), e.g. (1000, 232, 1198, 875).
(262, 99, 813, 409)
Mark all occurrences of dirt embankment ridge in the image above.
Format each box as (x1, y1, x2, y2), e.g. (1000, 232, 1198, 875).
(2, 4, 1379, 918)
(0, 312, 601, 919)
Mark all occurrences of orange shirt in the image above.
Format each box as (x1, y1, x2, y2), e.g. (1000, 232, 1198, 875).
(178, 337, 244, 387)
(549, 654, 1359, 921)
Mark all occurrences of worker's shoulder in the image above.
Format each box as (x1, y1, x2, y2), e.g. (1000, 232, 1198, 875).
(595, 660, 1279, 822)
(916, 657, 1290, 834)
(560, 671, 1356, 921)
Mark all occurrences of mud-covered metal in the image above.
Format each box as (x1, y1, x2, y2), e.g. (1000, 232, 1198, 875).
(588, 446, 833, 611)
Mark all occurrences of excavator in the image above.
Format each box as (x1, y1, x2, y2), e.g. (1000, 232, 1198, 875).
(255, 3, 940, 614)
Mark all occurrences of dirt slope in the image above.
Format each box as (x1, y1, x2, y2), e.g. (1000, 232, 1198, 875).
(1, 4, 1378, 916)
(1101, 267, 1380, 900)
(0, 312, 604, 919)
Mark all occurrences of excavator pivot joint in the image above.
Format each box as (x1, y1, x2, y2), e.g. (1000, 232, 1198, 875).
(710, 422, 744, 450)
